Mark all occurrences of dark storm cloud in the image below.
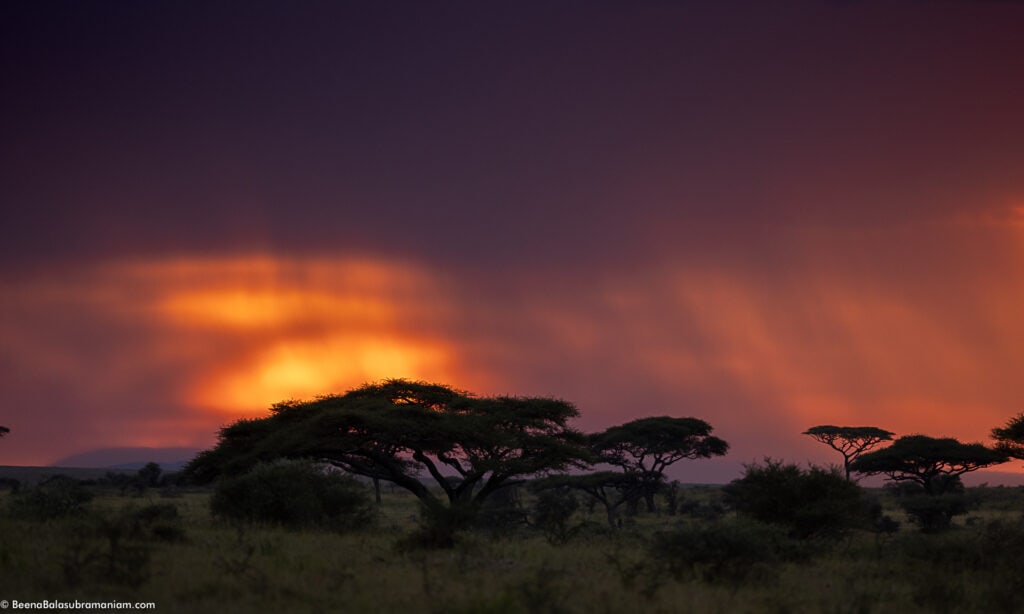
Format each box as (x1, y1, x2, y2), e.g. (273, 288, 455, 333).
(4, 1, 1023, 275)
(3, 1, 1024, 476)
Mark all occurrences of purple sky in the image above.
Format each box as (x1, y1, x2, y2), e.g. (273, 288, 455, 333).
(2, 1, 1024, 481)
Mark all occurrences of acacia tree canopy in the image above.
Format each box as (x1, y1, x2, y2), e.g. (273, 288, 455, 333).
(591, 416, 729, 512)
(803, 425, 894, 479)
(992, 413, 1024, 459)
(185, 379, 590, 515)
(533, 471, 645, 529)
(850, 435, 1007, 494)
(0, 426, 8, 438)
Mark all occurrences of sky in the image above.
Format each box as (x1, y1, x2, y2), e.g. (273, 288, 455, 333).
(2, 1, 1024, 481)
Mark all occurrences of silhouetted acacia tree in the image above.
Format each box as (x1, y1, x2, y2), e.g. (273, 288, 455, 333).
(534, 471, 645, 529)
(0, 426, 9, 438)
(992, 412, 1024, 459)
(592, 416, 729, 512)
(185, 379, 590, 522)
(852, 435, 1008, 532)
(803, 425, 894, 480)
(850, 435, 1007, 494)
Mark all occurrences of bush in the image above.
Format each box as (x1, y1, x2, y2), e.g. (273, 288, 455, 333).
(531, 487, 580, 544)
(210, 461, 376, 531)
(8, 475, 93, 520)
(722, 459, 867, 539)
(890, 520, 1024, 613)
(900, 493, 969, 533)
(396, 503, 479, 551)
(126, 503, 186, 542)
(476, 484, 528, 535)
(650, 519, 795, 585)
(889, 477, 972, 533)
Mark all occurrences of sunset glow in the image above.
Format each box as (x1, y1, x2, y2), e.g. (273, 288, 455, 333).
(3, 2, 1024, 482)
(192, 335, 452, 414)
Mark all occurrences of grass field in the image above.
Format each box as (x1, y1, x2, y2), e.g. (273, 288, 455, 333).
(2, 477, 1024, 613)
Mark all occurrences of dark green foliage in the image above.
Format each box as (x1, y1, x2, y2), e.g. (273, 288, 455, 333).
(210, 461, 376, 532)
(472, 484, 528, 537)
(853, 435, 1006, 533)
(534, 471, 645, 529)
(723, 459, 867, 539)
(137, 462, 162, 488)
(900, 493, 969, 533)
(890, 519, 1024, 613)
(395, 503, 477, 551)
(8, 475, 93, 520)
(661, 481, 681, 515)
(128, 503, 186, 542)
(889, 477, 971, 533)
(650, 519, 796, 585)
(531, 487, 580, 544)
(59, 503, 184, 589)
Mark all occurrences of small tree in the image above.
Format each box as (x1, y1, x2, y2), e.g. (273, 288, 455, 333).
(0, 426, 9, 438)
(803, 425, 894, 480)
(851, 435, 1007, 494)
(186, 379, 590, 526)
(137, 462, 162, 489)
(851, 435, 1008, 532)
(592, 416, 728, 512)
(534, 471, 645, 530)
(531, 487, 581, 544)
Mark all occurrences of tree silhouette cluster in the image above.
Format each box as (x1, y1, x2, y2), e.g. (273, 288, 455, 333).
(187, 380, 729, 528)
(802, 426, 893, 480)
(187, 378, 1021, 535)
(188, 380, 591, 520)
(804, 422, 1013, 532)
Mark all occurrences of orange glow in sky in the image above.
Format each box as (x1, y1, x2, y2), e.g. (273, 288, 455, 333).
(1, 239, 1022, 476)
(139, 256, 459, 416)
(192, 335, 452, 414)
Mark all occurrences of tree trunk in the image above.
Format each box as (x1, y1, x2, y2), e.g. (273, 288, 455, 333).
(644, 489, 657, 513)
(605, 504, 618, 530)
(373, 477, 382, 505)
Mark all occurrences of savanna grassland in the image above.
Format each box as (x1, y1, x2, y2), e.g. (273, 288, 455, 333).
(3, 476, 1024, 614)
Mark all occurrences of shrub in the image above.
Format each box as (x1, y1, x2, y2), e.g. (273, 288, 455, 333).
(649, 519, 794, 585)
(476, 484, 528, 535)
(8, 475, 93, 520)
(531, 487, 580, 544)
(899, 493, 969, 533)
(722, 459, 867, 539)
(127, 503, 186, 542)
(889, 477, 972, 533)
(396, 503, 477, 551)
(210, 460, 376, 531)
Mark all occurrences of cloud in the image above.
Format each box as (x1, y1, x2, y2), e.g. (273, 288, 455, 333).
(2, 213, 1023, 476)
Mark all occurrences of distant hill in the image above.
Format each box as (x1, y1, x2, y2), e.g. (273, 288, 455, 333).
(50, 447, 203, 471)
